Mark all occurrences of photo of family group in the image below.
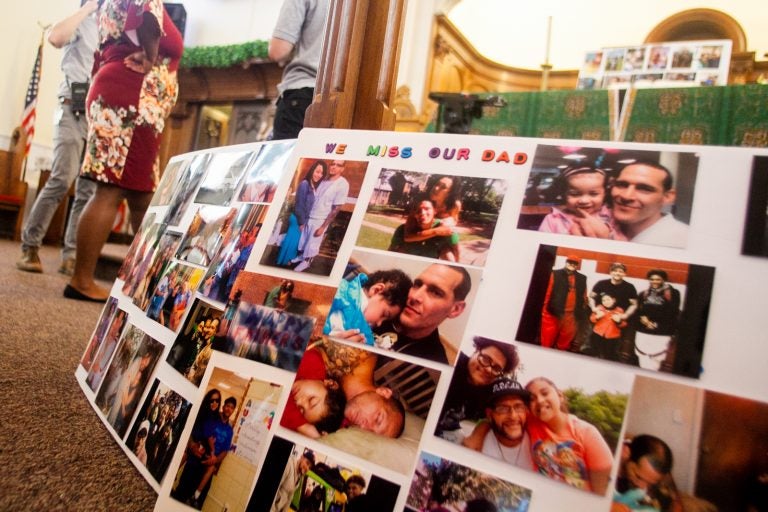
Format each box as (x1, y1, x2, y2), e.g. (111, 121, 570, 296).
(616, 376, 768, 512)
(331, 249, 481, 366)
(94, 323, 164, 439)
(282, 336, 440, 474)
(261, 157, 369, 276)
(217, 270, 337, 371)
(169, 367, 281, 511)
(356, 169, 508, 267)
(249, 436, 400, 512)
(405, 452, 532, 512)
(125, 228, 182, 306)
(166, 298, 224, 386)
(516, 245, 715, 378)
(200, 203, 270, 304)
(124, 379, 192, 485)
(194, 149, 258, 206)
(518, 144, 699, 248)
(436, 339, 632, 495)
(742, 155, 768, 258)
(238, 140, 296, 204)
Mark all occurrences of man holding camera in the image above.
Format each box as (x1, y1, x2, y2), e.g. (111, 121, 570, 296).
(16, 0, 98, 275)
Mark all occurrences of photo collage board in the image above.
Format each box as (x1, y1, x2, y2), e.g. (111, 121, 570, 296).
(75, 128, 768, 512)
(577, 39, 732, 91)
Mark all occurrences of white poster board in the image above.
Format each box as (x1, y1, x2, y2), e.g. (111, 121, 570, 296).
(76, 128, 768, 512)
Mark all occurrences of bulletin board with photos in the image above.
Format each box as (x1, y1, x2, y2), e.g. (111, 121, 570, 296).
(75, 128, 768, 512)
(577, 39, 732, 91)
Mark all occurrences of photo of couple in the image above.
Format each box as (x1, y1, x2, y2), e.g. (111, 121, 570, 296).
(325, 249, 481, 366)
(515, 245, 715, 378)
(261, 157, 369, 275)
(281, 336, 439, 474)
(356, 169, 507, 267)
(436, 338, 631, 495)
(518, 144, 699, 248)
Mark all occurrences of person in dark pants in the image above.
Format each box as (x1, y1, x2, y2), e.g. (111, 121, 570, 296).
(269, 0, 330, 139)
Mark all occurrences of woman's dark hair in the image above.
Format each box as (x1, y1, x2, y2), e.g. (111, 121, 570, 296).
(426, 174, 462, 210)
(629, 434, 673, 474)
(303, 160, 328, 188)
(473, 336, 519, 373)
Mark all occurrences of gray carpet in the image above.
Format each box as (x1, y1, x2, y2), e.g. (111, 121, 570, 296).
(0, 238, 156, 511)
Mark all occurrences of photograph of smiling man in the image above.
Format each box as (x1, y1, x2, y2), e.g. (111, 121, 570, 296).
(518, 144, 699, 248)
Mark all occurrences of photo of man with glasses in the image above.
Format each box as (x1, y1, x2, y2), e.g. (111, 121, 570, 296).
(435, 337, 519, 442)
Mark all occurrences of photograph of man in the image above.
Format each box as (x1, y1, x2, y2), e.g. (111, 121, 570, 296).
(358, 170, 507, 267)
(620, 375, 768, 512)
(281, 337, 438, 474)
(516, 245, 714, 378)
(518, 145, 698, 249)
(540, 255, 589, 352)
(613, 435, 681, 512)
(262, 158, 368, 276)
(338, 251, 479, 366)
(471, 377, 534, 470)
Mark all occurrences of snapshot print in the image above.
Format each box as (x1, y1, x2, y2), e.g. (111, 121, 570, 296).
(356, 169, 508, 267)
(330, 249, 481, 366)
(85, 307, 128, 393)
(127, 229, 182, 308)
(194, 149, 257, 206)
(436, 341, 631, 496)
(176, 206, 237, 267)
(616, 376, 768, 512)
(150, 158, 188, 207)
(405, 452, 532, 512)
(94, 324, 164, 439)
(117, 212, 160, 283)
(518, 144, 699, 249)
(200, 203, 269, 304)
(217, 271, 335, 371)
(260, 157, 369, 276)
(144, 260, 206, 333)
(249, 436, 400, 512)
(238, 139, 296, 203)
(166, 298, 224, 386)
(742, 155, 768, 257)
(80, 296, 119, 371)
(515, 245, 715, 378)
(163, 153, 211, 227)
(281, 336, 440, 475)
(124, 379, 193, 485)
(170, 367, 281, 511)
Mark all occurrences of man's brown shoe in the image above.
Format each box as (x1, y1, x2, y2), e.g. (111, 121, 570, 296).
(16, 248, 43, 273)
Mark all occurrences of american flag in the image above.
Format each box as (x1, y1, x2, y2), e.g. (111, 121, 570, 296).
(21, 40, 43, 156)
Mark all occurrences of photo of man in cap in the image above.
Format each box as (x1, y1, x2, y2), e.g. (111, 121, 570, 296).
(466, 377, 533, 469)
(540, 255, 589, 351)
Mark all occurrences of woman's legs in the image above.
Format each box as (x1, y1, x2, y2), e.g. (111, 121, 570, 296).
(69, 183, 126, 299)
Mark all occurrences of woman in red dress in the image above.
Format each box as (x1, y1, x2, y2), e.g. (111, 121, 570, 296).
(66, 0, 183, 301)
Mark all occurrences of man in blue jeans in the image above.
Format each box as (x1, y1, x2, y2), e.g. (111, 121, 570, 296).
(16, 0, 98, 275)
(268, 0, 330, 140)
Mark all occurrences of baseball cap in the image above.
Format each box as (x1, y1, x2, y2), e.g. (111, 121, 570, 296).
(487, 377, 530, 406)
